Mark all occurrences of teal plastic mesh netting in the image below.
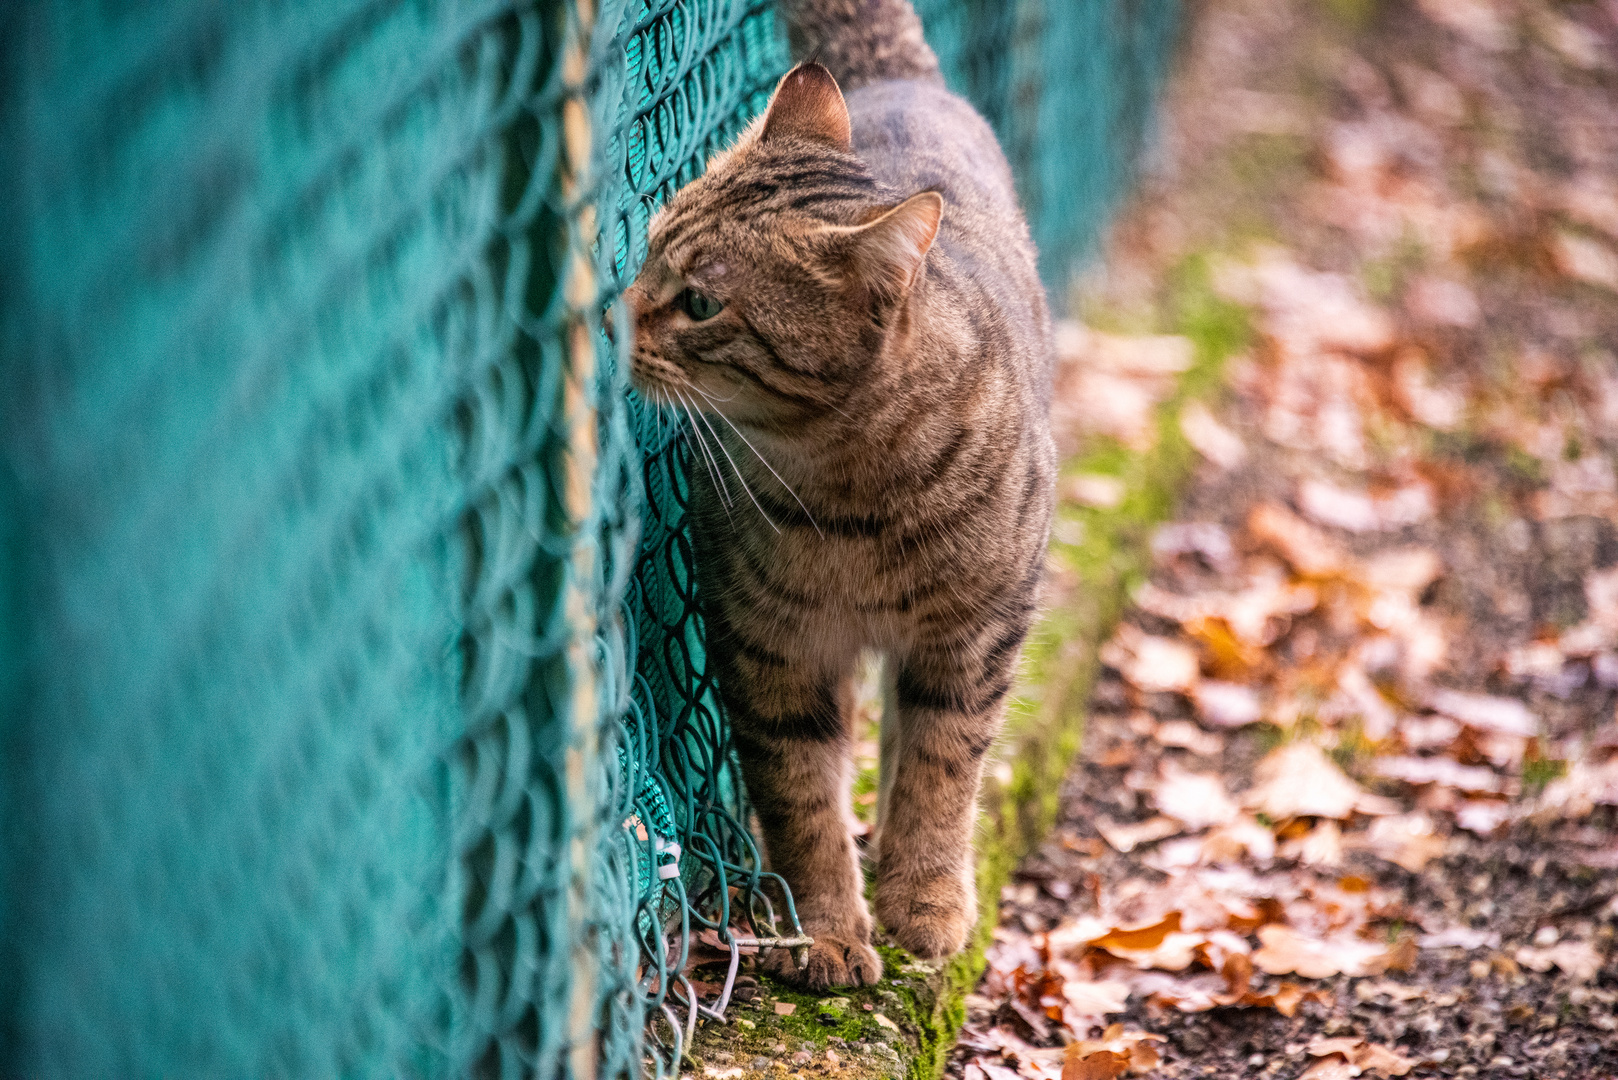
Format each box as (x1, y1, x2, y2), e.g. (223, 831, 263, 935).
(0, 1, 1176, 1077)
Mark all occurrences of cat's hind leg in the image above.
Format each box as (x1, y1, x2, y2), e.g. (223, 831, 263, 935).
(874, 626, 1021, 958)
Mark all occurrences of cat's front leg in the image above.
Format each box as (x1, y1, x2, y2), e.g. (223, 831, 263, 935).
(722, 661, 881, 989)
(875, 625, 1022, 959)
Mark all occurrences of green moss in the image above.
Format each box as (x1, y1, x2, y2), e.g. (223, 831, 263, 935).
(1320, 0, 1381, 30)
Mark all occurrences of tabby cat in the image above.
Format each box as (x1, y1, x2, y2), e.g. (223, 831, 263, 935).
(624, 0, 1054, 989)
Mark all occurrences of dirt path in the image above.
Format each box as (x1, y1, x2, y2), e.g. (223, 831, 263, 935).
(954, 1, 1618, 1078)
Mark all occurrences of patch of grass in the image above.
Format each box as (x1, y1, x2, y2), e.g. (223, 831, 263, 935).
(1502, 445, 1547, 488)
(1329, 721, 1376, 774)
(1522, 756, 1568, 795)
(1320, 0, 1382, 31)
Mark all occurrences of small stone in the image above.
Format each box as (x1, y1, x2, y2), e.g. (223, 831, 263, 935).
(751, 1059, 771, 1072)
(872, 1013, 899, 1031)
(861, 1003, 874, 1011)
(737, 1018, 756, 1031)
(1471, 960, 1491, 980)
(772, 1044, 788, 1055)
(774, 1002, 796, 1016)
(817, 998, 850, 1025)
(790, 1052, 811, 1066)
(1533, 925, 1560, 947)
(825, 1051, 840, 1066)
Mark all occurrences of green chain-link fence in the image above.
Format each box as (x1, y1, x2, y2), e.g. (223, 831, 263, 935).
(0, 1, 1177, 1076)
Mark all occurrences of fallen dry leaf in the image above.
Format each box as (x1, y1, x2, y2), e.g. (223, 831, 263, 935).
(1551, 230, 1618, 291)
(1267, 980, 1332, 1017)
(1099, 624, 1201, 693)
(1060, 978, 1132, 1018)
(1370, 755, 1505, 794)
(1427, 688, 1539, 737)
(1061, 1025, 1165, 1078)
(1095, 816, 1183, 853)
(1200, 815, 1279, 864)
(1561, 174, 1618, 238)
(1052, 324, 1194, 451)
(1453, 799, 1511, 835)
(1355, 546, 1444, 597)
(1180, 400, 1248, 469)
(1244, 742, 1366, 821)
(1151, 521, 1237, 569)
(1233, 251, 1397, 356)
(1279, 819, 1345, 868)
(1307, 1036, 1364, 1057)
(1404, 274, 1479, 327)
(1135, 576, 1318, 647)
(1298, 1058, 1356, 1080)
(1345, 812, 1448, 871)
(1252, 924, 1390, 979)
(1534, 759, 1618, 819)
(1418, 926, 1501, 951)
(1065, 474, 1126, 508)
(1304, 1035, 1419, 1077)
(1353, 1042, 1419, 1076)
(1192, 680, 1265, 728)
(1153, 718, 1224, 755)
(1061, 1049, 1128, 1080)
(1298, 478, 1433, 533)
(1248, 503, 1349, 576)
(1514, 940, 1604, 983)
(1153, 761, 1240, 830)
(1391, 348, 1465, 430)
(1416, 0, 1513, 50)
(1354, 978, 1427, 1003)
(1088, 913, 1203, 972)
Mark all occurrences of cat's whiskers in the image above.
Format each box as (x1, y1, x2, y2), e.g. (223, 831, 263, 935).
(673, 390, 736, 517)
(678, 388, 781, 535)
(688, 385, 823, 538)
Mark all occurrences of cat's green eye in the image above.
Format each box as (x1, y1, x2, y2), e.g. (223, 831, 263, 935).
(678, 287, 724, 321)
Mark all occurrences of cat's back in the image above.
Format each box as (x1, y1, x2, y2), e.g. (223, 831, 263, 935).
(847, 80, 1051, 393)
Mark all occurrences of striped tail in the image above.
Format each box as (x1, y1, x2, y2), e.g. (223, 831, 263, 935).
(781, 0, 942, 90)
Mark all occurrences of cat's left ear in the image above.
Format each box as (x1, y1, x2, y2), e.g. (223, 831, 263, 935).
(762, 62, 852, 151)
(836, 191, 943, 298)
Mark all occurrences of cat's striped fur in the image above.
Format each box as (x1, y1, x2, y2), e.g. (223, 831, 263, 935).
(624, 0, 1054, 988)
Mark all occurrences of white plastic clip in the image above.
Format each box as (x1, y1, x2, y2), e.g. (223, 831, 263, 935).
(654, 837, 682, 880)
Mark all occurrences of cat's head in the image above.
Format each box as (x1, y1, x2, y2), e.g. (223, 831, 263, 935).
(623, 62, 942, 431)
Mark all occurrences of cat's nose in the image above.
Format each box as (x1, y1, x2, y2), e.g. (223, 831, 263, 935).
(603, 300, 634, 345)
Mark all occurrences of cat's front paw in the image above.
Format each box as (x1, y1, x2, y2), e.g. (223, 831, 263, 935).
(763, 933, 882, 990)
(875, 878, 975, 960)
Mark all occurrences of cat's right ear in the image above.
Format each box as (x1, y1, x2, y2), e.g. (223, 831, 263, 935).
(761, 62, 852, 151)
(833, 190, 943, 299)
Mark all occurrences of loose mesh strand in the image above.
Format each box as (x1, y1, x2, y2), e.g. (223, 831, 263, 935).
(0, 1, 1177, 1077)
